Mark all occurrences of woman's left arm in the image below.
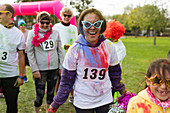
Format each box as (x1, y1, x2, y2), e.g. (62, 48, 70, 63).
(108, 64, 127, 95)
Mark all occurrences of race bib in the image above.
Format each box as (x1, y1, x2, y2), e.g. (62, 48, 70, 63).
(0, 49, 8, 62)
(82, 67, 107, 82)
(41, 39, 55, 51)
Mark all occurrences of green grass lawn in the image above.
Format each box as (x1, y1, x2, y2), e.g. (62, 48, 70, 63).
(122, 36, 170, 93)
(0, 36, 169, 113)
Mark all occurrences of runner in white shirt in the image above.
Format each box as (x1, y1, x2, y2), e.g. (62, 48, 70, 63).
(53, 7, 78, 103)
(49, 8, 128, 113)
(53, 7, 78, 55)
(112, 39, 126, 65)
(103, 19, 127, 103)
(103, 19, 126, 65)
(0, 4, 25, 113)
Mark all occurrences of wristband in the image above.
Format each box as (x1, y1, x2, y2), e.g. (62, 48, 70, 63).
(18, 76, 24, 79)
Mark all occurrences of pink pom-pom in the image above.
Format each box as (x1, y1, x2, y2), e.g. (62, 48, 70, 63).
(117, 92, 136, 111)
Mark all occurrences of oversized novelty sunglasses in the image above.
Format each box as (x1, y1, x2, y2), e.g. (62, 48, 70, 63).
(63, 14, 71, 18)
(0, 11, 11, 15)
(40, 21, 50, 25)
(148, 74, 170, 87)
(81, 20, 103, 29)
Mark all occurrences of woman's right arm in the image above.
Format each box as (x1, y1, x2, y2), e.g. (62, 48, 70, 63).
(51, 68, 76, 109)
(26, 30, 39, 73)
(50, 45, 78, 110)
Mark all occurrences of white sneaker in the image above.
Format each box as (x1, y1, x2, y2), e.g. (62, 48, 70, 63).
(69, 97, 74, 103)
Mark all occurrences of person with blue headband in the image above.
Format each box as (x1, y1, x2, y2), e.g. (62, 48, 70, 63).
(18, 19, 30, 83)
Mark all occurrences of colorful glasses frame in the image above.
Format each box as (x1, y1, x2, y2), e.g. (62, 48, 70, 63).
(0, 11, 11, 15)
(81, 20, 103, 29)
(148, 74, 170, 87)
(20, 23, 26, 26)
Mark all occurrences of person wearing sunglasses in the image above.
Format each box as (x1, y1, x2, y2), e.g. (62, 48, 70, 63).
(27, 11, 63, 113)
(18, 19, 30, 83)
(49, 8, 128, 113)
(53, 6, 78, 104)
(127, 58, 170, 113)
(0, 4, 25, 113)
(53, 6, 78, 54)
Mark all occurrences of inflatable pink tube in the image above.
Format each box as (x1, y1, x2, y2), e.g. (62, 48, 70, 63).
(11, 0, 76, 26)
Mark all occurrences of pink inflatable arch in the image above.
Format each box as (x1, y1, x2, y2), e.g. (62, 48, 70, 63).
(11, 0, 77, 26)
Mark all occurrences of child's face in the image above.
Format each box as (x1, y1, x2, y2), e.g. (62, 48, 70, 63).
(146, 71, 170, 102)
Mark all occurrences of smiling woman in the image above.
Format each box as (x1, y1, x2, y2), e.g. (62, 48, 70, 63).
(26, 11, 63, 113)
(82, 13, 102, 44)
(48, 8, 128, 113)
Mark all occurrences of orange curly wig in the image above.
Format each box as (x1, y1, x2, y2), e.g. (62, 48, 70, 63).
(103, 19, 125, 40)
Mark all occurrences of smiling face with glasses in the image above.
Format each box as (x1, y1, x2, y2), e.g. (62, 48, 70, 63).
(82, 13, 103, 45)
(20, 23, 26, 26)
(19, 23, 26, 32)
(148, 74, 170, 87)
(39, 20, 51, 30)
(146, 72, 170, 102)
(81, 20, 103, 29)
(62, 13, 72, 24)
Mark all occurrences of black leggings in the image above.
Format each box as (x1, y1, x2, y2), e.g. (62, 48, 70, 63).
(74, 103, 110, 113)
(0, 76, 19, 113)
(34, 69, 58, 107)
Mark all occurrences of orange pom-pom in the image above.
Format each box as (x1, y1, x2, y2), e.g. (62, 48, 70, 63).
(103, 20, 125, 40)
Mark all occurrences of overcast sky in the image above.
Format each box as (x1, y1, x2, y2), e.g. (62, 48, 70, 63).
(92, 0, 170, 16)
(1, 0, 170, 16)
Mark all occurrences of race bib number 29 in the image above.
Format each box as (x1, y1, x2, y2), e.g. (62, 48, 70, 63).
(42, 39, 55, 51)
(0, 50, 8, 62)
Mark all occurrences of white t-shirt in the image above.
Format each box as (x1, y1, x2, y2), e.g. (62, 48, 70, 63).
(63, 38, 119, 109)
(112, 39, 126, 65)
(0, 24, 25, 78)
(53, 23, 78, 57)
(53, 23, 78, 46)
